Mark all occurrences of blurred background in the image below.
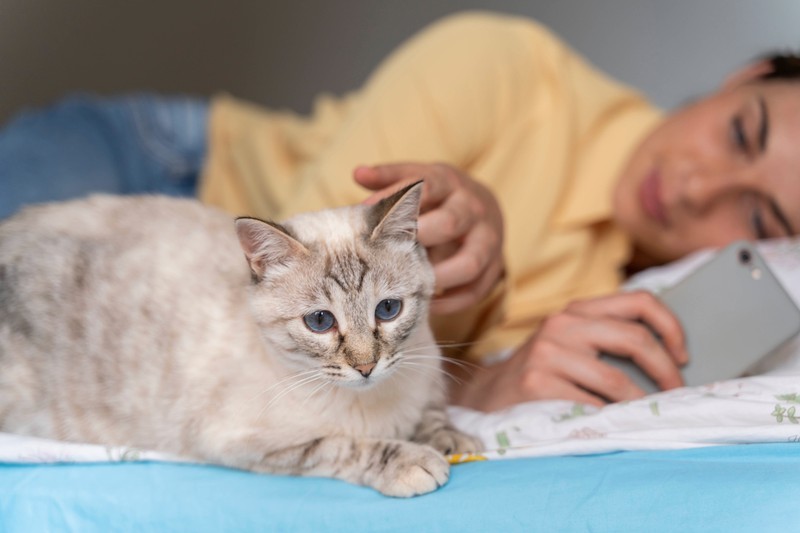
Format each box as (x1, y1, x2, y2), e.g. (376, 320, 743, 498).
(1, 0, 798, 123)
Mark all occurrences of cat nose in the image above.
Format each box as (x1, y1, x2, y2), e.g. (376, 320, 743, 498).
(354, 362, 376, 377)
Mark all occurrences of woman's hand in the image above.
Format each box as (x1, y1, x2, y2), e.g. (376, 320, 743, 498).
(452, 291, 689, 412)
(354, 163, 504, 315)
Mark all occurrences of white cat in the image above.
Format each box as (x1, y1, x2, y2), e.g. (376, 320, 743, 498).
(0, 182, 480, 497)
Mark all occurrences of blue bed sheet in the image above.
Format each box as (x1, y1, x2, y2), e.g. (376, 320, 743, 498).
(2, 443, 799, 532)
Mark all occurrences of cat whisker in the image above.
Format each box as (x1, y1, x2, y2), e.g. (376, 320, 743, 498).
(403, 339, 481, 363)
(392, 363, 433, 382)
(257, 373, 325, 420)
(408, 340, 479, 353)
(394, 364, 457, 388)
(400, 342, 480, 361)
(316, 381, 337, 407)
(402, 357, 465, 381)
(300, 379, 333, 408)
(247, 368, 320, 403)
(435, 340, 479, 349)
(268, 372, 325, 403)
(439, 356, 481, 374)
(398, 339, 460, 352)
(394, 360, 463, 385)
(401, 354, 479, 376)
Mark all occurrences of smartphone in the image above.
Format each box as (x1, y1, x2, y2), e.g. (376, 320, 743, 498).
(601, 241, 800, 394)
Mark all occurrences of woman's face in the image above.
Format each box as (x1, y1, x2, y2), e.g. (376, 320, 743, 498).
(613, 79, 800, 268)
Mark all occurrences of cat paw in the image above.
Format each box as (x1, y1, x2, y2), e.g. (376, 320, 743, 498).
(368, 441, 450, 498)
(421, 426, 483, 456)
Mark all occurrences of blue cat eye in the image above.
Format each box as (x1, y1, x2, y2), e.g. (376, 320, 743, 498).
(375, 299, 402, 321)
(304, 310, 336, 332)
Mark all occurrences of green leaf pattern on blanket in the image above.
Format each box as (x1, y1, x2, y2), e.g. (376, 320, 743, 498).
(552, 403, 588, 422)
(772, 393, 800, 424)
(775, 393, 800, 404)
(772, 405, 799, 424)
(495, 431, 511, 455)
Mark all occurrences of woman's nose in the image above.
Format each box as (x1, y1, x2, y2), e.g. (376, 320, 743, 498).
(676, 161, 754, 210)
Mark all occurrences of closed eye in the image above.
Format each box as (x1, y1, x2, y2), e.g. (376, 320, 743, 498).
(757, 95, 769, 153)
(768, 197, 794, 237)
(730, 116, 751, 154)
(749, 195, 794, 239)
(730, 96, 769, 158)
(750, 206, 768, 239)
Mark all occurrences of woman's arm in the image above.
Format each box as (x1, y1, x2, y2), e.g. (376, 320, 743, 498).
(451, 290, 688, 411)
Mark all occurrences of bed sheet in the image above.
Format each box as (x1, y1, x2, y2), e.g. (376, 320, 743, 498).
(2, 443, 800, 532)
(3, 239, 800, 530)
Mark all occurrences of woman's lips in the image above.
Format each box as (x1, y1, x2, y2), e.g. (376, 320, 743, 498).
(639, 170, 668, 226)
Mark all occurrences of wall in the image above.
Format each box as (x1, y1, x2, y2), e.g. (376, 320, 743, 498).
(1, 0, 798, 122)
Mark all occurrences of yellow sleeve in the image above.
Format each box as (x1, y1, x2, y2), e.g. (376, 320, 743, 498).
(200, 11, 546, 221)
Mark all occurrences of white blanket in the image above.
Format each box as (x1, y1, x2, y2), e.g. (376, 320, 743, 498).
(3, 239, 800, 463)
(451, 371, 800, 460)
(2, 371, 798, 464)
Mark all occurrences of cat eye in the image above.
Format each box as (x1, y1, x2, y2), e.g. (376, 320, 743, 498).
(303, 310, 336, 333)
(375, 299, 402, 321)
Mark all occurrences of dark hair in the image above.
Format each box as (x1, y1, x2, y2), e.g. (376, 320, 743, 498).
(761, 53, 800, 81)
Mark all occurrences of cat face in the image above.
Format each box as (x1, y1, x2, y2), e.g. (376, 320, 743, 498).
(236, 183, 435, 388)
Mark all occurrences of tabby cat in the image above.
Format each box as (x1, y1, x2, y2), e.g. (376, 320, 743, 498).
(0, 182, 479, 497)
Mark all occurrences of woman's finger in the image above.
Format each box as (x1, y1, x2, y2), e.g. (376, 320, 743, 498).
(355, 164, 457, 210)
(567, 315, 684, 391)
(567, 290, 688, 366)
(417, 189, 477, 247)
(525, 374, 606, 407)
(521, 323, 649, 403)
(430, 222, 495, 288)
(430, 257, 503, 314)
(354, 163, 426, 188)
(546, 347, 648, 402)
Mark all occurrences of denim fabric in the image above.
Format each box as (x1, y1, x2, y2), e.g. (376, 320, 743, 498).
(0, 93, 209, 220)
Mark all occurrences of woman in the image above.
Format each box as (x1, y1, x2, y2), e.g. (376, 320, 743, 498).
(2, 12, 799, 411)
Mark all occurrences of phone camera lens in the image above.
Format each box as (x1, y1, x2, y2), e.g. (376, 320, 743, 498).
(739, 249, 752, 265)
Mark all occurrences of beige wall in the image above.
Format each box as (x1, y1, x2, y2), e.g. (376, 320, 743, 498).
(1, 0, 798, 123)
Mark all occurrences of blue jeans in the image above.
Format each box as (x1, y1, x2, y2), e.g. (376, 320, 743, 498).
(0, 93, 209, 220)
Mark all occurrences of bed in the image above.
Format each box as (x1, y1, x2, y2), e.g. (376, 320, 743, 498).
(3, 239, 800, 531)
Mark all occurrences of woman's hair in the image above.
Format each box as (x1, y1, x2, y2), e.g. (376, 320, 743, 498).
(761, 53, 800, 80)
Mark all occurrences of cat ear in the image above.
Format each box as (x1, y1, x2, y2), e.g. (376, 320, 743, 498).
(368, 181, 424, 243)
(235, 217, 308, 278)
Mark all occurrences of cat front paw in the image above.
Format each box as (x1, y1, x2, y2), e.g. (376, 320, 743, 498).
(419, 426, 483, 456)
(368, 441, 449, 498)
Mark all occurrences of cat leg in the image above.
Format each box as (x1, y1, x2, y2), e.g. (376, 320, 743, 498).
(411, 403, 482, 455)
(218, 435, 451, 497)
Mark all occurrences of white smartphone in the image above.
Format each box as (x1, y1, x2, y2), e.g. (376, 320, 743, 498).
(601, 241, 800, 394)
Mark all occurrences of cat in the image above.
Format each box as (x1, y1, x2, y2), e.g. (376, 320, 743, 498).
(0, 182, 480, 497)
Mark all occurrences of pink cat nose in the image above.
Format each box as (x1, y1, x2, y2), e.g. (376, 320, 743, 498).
(354, 362, 376, 377)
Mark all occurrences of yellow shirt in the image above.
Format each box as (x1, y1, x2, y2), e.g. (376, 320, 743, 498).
(199, 11, 663, 360)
